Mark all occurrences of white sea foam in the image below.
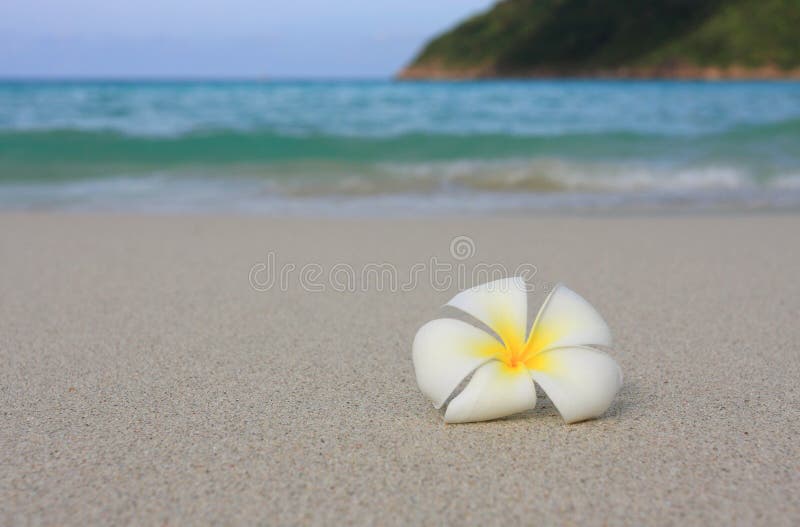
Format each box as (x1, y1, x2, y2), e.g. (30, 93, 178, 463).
(2, 160, 799, 215)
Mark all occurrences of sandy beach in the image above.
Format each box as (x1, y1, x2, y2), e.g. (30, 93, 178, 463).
(1, 212, 798, 525)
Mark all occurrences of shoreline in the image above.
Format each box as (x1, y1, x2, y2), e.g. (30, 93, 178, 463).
(397, 64, 800, 81)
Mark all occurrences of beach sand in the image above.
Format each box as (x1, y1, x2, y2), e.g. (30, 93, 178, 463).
(1, 212, 798, 525)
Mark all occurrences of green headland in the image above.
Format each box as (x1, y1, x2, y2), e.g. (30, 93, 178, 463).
(398, 0, 800, 79)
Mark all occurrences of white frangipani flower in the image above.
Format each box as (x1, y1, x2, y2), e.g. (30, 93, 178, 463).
(413, 277, 622, 424)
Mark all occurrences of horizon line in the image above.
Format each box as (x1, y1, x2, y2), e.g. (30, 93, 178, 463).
(0, 75, 394, 82)
(2, 76, 799, 85)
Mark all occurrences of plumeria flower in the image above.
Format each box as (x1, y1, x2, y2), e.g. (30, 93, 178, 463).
(413, 277, 622, 424)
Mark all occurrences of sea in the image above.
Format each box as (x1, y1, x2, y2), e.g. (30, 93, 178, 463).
(1, 79, 800, 214)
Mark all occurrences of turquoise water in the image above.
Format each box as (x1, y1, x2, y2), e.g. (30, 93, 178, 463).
(2, 80, 800, 213)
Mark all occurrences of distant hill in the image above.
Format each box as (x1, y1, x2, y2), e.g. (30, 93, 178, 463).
(398, 0, 800, 79)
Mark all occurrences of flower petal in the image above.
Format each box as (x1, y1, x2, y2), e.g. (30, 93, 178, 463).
(527, 283, 611, 355)
(413, 318, 506, 409)
(444, 361, 537, 423)
(528, 346, 622, 424)
(446, 276, 528, 352)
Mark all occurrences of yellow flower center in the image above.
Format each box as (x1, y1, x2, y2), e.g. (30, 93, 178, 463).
(497, 338, 519, 367)
(491, 312, 564, 370)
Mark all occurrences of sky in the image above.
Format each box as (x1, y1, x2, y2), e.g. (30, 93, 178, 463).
(0, 0, 495, 78)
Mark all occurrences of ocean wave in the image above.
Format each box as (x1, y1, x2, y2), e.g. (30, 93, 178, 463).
(3, 171, 800, 214)
(1, 117, 800, 181)
(1, 157, 799, 199)
(268, 161, 800, 196)
(3, 80, 800, 139)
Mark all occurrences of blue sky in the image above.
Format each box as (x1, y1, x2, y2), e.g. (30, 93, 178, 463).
(0, 0, 495, 78)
